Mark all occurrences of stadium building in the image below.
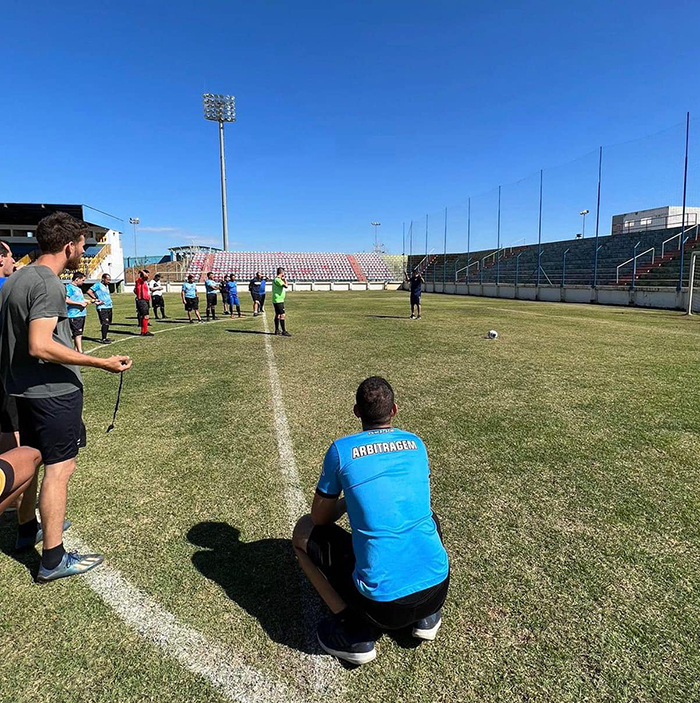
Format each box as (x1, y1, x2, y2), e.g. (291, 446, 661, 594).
(0, 202, 124, 285)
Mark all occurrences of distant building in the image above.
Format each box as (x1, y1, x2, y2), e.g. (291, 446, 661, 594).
(0, 202, 124, 281)
(612, 206, 700, 234)
(168, 244, 221, 262)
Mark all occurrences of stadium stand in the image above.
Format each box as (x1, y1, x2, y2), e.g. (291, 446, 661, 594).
(413, 226, 700, 287)
(182, 251, 403, 282)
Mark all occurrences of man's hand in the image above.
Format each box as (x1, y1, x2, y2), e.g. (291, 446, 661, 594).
(100, 355, 132, 373)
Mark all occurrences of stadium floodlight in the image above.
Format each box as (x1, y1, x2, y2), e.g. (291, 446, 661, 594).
(579, 209, 589, 238)
(203, 93, 236, 252)
(371, 222, 381, 251)
(129, 217, 140, 262)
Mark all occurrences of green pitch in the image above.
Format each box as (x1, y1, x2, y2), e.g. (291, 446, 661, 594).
(1, 291, 699, 702)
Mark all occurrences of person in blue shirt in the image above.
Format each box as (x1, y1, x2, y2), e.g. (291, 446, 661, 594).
(204, 271, 219, 321)
(65, 271, 91, 353)
(226, 274, 241, 318)
(258, 276, 267, 313)
(292, 376, 449, 665)
(406, 268, 425, 319)
(181, 274, 202, 323)
(86, 273, 113, 344)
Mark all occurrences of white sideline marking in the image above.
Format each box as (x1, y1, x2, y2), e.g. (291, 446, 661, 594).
(63, 534, 297, 703)
(261, 312, 341, 692)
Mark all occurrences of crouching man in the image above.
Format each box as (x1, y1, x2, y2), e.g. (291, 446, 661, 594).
(292, 376, 449, 665)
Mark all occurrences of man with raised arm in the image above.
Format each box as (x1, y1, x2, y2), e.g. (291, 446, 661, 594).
(292, 376, 449, 665)
(0, 211, 132, 581)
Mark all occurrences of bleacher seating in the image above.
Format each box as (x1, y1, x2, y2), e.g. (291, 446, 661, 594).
(353, 253, 394, 280)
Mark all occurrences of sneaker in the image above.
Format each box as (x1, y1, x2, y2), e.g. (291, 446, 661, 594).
(412, 609, 442, 641)
(410, 314, 415, 319)
(317, 613, 377, 665)
(282, 331, 292, 337)
(16, 519, 72, 551)
(253, 312, 259, 317)
(141, 332, 155, 337)
(37, 550, 104, 583)
(100, 338, 112, 344)
(189, 319, 194, 324)
(416, 315, 422, 320)
(198, 320, 205, 324)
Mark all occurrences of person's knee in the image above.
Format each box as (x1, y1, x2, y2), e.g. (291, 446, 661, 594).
(44, 458, 77, 483)
(292, 514, 314, 551)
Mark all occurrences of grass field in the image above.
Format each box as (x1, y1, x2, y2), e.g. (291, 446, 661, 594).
(2, 290, 700, 703)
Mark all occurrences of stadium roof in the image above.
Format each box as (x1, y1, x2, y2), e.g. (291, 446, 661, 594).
(0, 203, 116, 229)
(168, 245, 221, 253)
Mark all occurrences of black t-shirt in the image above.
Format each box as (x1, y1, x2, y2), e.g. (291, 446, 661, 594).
(249, 278, 261, 294)
(410, 275, 423, 295)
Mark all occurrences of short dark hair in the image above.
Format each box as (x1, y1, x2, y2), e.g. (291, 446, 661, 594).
(356, 377, 395, 425)
(0, 240, 10, 255)
(154, 273, 161, 280)
(207, 271, 213, 277)
(72, 271, 86, 281)
(101, 273, 111, 281)
(35, 211, 88, 254)
(277, 267, 284, 274)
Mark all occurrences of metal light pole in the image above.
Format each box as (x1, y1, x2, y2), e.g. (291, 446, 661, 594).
(371, 222, 381, 251)
(580, 209, 589, 238)
(129, 217, 140, 262)
(203, 93, 236, 251)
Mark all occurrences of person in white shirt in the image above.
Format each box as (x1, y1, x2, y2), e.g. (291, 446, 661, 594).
(149, 273, 166, 319)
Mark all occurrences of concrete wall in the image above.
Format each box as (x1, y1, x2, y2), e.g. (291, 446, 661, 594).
(422, 281, 687, 310)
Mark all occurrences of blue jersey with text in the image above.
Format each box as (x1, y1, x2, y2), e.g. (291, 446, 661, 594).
(226, 280, 238, 296)
(0, 277, 6, 290)
(182, 282, 197, 298)
(89, 282, 113, 309)
(317, 427, 449, 602)
(259, 279, 266, 295)
(205, 279, 218, 294)
(66, 283, 87, 318)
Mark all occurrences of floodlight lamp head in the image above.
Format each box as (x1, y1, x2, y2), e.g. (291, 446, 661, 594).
(203, 93, 236, 122)
(580, 209, 589, 216)
(371, 221, 381, 226)
(130, 217, 140, 225)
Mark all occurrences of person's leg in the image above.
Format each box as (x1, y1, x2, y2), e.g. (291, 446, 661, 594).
(0, 448, 41, 515)
(416, 299, 421, 318)
(274, 314, 280, 334)
(98, 310, 108, 340)
(292, 515, 348, 614)
(75, 334, 83, 354)
(39, 457, 75, 552)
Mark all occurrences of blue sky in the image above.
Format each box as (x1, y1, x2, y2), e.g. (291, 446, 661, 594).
(2, 1, 699, 257)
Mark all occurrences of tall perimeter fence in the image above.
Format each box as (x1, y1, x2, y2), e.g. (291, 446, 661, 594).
(403, 117, 700, 307)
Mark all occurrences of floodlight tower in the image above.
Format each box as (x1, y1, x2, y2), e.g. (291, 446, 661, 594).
(580, 209, 589, 238)
(371, 221, 381, 251)
(129, 217, 140, 261)
(203, 93, 236, 251)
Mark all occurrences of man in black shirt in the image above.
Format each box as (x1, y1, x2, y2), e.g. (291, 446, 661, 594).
(407, 269, 425, 319)
(249, 272, 262, 317)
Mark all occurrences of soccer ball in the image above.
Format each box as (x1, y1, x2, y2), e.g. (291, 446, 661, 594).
(488, 330, 498, 339)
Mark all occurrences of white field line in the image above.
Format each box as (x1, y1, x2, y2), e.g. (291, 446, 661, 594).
(260, 312, 341, 693)
(63, 533, 298, 703)
(75, 314, 312, 701)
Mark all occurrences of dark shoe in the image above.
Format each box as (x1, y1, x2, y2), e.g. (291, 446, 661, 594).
(317, 612, 377, 665)
(412, 609, 442, 641)
(141, 332, 155, 337)
(100, 339, 112, 344)
(282, 331, 292, 337)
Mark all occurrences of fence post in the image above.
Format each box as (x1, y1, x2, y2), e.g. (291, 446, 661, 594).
(515, 252, 522, 287)
(561, 248, 570, 287)
(466, 197, 471, 284)
(536, 170, 543, 287)
(496, 185, 501, 285)
(480, 257, 484, 284)
(593, 146, 603, 288)
(678, 111, 690, 291)
(631, 240, 640, 290)
(443, 207, 447, 288)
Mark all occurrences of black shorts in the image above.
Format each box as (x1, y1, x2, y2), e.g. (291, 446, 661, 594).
(136, 299, 150, 317)
(273, 302, 285, 316)
(0, 458, 15, 501)
(0, 383, 18, 434)
(184, 297, 199, 311)
(152, 296, 165, 309)
(16, 389, 86, 465)
(69, 317, 86, 338)
(97, 307, 113, 326)
(410, 293, 421, 306)
(307, 519, 449, 630)
(206, 293, 217, 307)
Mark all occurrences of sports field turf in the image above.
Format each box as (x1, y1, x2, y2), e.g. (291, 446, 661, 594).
(1, 290, 700, 702)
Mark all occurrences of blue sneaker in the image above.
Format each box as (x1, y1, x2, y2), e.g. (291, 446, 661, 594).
(15, 519, 72, 551)
(412, 609, 442, 641)
(37, 551, 104, 583)
(317, 612, 377, 665)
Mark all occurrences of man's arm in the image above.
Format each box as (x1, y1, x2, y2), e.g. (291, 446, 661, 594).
(86, 288, 100, 304)
(310, 493, 347, 526)
(28, 317, 132, 373)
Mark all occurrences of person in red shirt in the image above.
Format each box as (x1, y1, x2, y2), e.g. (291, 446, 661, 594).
(134, 270, 153, 337)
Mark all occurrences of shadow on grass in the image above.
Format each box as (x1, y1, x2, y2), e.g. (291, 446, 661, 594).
(0, 512, 40, 579)
(187, 522, 313, 654)
(226, 330, 276, 336)
(106, 329, 141, 337)
(366, 315, 411, 320)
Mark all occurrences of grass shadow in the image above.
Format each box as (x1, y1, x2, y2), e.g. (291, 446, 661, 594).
(187, 522, 313, 654)
(0, 513, 40, 579)
(107, 329, 141, 337)
(366, 315, 412, 320)
(226, 330, 276, 336)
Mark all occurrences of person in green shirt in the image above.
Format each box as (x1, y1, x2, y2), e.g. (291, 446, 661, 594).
(272, 267, 291, 337)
